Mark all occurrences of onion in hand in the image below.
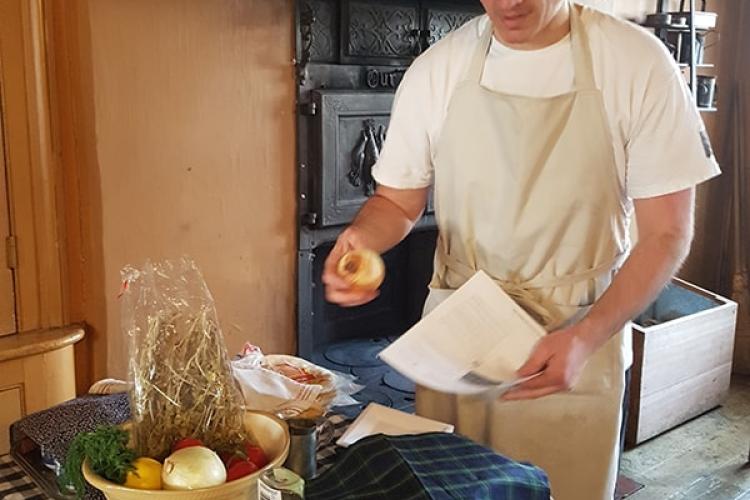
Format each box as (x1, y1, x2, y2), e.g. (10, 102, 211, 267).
(336, 249, 385, 291)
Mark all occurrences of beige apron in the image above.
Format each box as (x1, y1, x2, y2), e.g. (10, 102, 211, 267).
(416, 5, 630, 499)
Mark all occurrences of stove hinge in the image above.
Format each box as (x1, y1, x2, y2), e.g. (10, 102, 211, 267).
(299, 102, 317, 116)
(299, 162, 317, 226)
(301, 212, 318, 225)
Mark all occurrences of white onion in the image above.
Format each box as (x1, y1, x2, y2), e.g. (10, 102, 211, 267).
(161, 446, 226, 490)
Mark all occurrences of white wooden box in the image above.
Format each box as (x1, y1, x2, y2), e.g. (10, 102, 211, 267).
(626, 278, 737, 447)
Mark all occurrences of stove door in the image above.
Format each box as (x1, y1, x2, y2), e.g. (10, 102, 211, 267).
(312, 90, 394, 227)
(311, 89, 434, 227)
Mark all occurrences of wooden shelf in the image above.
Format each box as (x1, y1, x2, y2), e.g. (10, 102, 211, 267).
(679, 63, 714, 69)
(0, 325, 85, 362)
(643, 25, 713, 33)
(645, 3, 719, 117)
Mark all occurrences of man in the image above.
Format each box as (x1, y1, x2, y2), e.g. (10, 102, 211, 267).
(322, 1, 720, 498)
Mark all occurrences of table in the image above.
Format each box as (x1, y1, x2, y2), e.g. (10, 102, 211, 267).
(0, 414, 352, 499)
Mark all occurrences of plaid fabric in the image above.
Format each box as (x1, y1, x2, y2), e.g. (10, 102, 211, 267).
(307, 432, 550, 500)
(0, 455, 47, 500)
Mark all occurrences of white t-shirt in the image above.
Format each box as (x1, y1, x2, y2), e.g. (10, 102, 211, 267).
(371, 8, 720, 199)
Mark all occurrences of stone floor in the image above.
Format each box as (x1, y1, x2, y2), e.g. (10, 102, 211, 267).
(621, 375, 750, 499)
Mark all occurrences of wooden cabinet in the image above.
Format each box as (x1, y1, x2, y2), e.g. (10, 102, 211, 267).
(0, 1, 86, 442)
(0, 326, 84, 455)
(0, 387, 23, 455)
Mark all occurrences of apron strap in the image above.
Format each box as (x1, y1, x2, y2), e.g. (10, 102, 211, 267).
(466, 20, 493, 83)
(434, 239, 627, 328)
(465, 3, 597, 92)
(569, 3, 597, 91)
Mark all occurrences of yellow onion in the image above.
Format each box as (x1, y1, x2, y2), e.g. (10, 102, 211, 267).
(161, 446, 226, 490)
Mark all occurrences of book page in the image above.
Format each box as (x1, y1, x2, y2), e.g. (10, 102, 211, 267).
(336, 403, 454, 447)
(378, 271, 546, 395)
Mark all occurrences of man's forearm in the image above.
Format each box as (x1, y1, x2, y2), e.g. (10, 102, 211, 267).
(578, 231, 692, 350)
(349, 192, 423, 253)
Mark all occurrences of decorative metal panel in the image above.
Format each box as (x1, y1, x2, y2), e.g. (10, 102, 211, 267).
(306, 0, 338, 62)
(426, 7, 480, 45)
(312, 90, 395, 227)
(341, 0, 419, 65)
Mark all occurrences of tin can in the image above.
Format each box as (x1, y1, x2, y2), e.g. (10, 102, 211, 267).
(284, 418, 318, 480)
(258, 468, 304, 500)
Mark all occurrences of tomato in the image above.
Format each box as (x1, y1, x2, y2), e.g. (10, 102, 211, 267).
(171, 437, 203, 453)
(226, 459, 259, 481)
(244, 444, 268, 468)
(224, 454, 246, 470)
(218, 450, 233, 465)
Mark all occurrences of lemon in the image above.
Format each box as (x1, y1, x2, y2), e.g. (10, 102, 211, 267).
(124, 457, 163, 490)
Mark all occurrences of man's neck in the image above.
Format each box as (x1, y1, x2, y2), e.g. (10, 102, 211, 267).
(496, 3, 571, 51)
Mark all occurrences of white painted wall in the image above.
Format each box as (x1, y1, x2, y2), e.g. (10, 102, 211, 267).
(577, 0, 615, 13)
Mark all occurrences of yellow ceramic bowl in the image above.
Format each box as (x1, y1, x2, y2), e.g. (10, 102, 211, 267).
(83, 411, 289, 500)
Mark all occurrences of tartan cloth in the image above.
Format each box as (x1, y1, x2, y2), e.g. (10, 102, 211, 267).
(0, 455, 47, 500)
(307, 432, 550, 500)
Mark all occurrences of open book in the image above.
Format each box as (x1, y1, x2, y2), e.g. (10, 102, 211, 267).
(378, 271, 546, 395)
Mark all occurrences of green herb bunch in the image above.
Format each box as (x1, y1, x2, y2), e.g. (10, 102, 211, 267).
(60, 425, 136, 498)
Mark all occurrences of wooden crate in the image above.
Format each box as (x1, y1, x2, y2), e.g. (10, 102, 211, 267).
(626, 278, 737, 448)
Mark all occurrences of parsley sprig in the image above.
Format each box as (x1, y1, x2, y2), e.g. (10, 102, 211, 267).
(59, 425, 136, 498)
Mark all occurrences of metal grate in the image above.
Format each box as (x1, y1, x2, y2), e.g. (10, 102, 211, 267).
(324, 338, 389, 367)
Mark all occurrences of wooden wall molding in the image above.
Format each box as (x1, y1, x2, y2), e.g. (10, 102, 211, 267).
(0, 0, 64, 332)
(43, 0, 105, 392)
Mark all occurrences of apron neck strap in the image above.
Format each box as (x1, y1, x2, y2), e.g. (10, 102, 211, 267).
(466, 20, 494, 83)
(467, 2, 597, 91)
(569, 3, 596, 91)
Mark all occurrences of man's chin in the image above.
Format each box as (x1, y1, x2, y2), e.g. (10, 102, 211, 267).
(496, 29, 533, 46)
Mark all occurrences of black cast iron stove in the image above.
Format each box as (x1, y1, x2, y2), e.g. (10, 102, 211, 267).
(295, 0, 483, 416)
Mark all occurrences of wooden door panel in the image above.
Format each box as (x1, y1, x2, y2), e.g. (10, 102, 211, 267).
(0, 0, 31, 336)
(0, 78, 16, 336)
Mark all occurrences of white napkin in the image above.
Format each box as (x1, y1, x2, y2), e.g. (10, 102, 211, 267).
(232, 351, 323, 414)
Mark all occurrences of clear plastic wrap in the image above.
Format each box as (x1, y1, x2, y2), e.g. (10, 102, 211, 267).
(327, 370, 363, 408)
(121, 257, 250, 460)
